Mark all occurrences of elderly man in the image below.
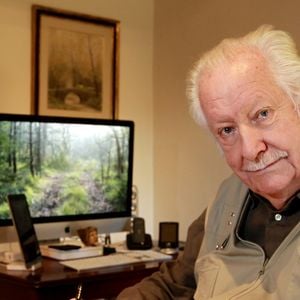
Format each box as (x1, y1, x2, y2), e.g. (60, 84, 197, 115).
(117, 25, 300, 299)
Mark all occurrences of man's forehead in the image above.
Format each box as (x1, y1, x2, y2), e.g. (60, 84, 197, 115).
(199, 49, 270, 100)
(206, 48, 267, 79)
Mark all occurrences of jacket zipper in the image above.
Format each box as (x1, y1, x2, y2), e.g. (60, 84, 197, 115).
(258, 257, 269, 276)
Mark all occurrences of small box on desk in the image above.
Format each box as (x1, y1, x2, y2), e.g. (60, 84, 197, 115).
(40, 244, 103, 260)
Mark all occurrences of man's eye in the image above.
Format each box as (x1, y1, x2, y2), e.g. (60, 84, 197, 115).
(220, 127, 235, 136)
(258, 109, 269, 119)
(217, 126, 237, 145)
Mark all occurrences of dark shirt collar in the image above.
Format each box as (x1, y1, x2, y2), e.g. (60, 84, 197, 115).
(248, 190, 300, 215)
(241, 190, 300, 258)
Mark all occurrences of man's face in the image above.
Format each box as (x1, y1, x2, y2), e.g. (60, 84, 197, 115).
(199, 50, 300, 205)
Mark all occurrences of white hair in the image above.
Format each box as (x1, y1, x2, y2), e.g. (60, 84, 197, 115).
(187, 25, 300, 126)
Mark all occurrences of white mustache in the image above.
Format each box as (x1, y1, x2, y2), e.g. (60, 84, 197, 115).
(243, 150, 288, 172)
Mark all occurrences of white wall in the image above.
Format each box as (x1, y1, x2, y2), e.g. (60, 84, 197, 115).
(153, 0, 300, 240)
(0, 0, 155, 233)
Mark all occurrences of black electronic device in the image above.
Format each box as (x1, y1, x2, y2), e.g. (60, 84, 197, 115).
(126, 217, 152, 250)
(48, 244, 81, 251)
(132, 217, 146, 243)
(0, 113, 134, 243)
(159, 222, 179, 250)
(7, 194, 42, 270)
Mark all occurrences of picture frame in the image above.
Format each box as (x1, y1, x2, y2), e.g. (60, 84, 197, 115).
(31, 5, 120, 119)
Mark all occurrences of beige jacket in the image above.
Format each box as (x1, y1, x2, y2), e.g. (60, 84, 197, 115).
(194, 174, 300, 300)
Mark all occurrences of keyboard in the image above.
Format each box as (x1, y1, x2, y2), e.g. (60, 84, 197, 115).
(60, 249, 173, 271)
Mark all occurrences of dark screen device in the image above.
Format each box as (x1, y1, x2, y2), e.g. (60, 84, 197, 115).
(48, 244, 81, 251)
(132, 217, 145, 243)
(7, 194, 42, 270)
(159, 222, 179, 249)
(126, 217, 152, 250)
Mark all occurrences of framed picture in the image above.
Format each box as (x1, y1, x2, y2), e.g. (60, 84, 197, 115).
(31, 5, 119, 119)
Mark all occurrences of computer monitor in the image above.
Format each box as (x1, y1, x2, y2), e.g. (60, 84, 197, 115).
(0, 113, 134, 242)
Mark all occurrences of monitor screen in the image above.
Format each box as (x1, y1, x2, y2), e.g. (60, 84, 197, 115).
(0, 113, 134, 242)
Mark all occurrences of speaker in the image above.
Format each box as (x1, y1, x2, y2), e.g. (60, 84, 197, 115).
(159, 222, 179, 249)
(126, 217, 152, 250)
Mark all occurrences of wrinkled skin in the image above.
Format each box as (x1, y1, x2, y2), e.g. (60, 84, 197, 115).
(199, 49, 300, 209)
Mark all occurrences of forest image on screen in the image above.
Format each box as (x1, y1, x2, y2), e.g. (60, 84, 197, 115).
(0, 121, 130, 221)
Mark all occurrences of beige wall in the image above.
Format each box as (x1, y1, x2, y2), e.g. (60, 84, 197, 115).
(153, 0, 300, 240)
(2, 0, 300, 242)
(0, 0, 155, 233)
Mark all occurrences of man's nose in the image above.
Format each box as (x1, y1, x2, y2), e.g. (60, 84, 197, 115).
(239, 125, 267, 161)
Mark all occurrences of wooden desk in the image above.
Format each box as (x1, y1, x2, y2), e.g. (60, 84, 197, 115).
(0, 257, 163, 300)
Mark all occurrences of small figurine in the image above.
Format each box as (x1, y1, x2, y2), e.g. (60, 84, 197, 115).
(77, 226, 99, 246)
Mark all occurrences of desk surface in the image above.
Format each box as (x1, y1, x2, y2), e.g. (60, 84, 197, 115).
(0, 256, 165, 300)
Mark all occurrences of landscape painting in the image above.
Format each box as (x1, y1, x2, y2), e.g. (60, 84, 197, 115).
(32, 5, 120, 119)
(48, 28, 105, 113)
